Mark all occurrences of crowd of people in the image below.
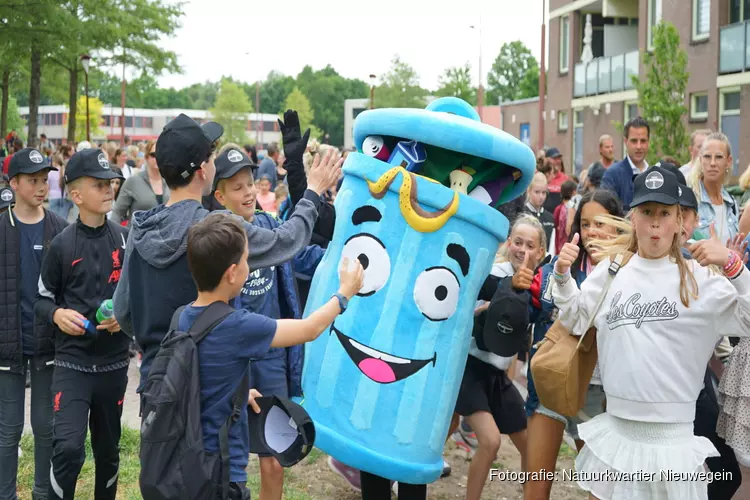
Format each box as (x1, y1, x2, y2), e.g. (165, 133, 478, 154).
(0, 110, 750, 500)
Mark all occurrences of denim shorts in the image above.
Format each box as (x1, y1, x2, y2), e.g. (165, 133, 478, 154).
(565, 384, 606, 440)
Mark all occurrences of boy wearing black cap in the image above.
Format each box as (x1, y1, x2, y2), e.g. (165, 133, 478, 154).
(212, 147, 325, 500)
(35, 148, 129, 500)
(112, 113, 341, 401)
(0, 148, 67, 499)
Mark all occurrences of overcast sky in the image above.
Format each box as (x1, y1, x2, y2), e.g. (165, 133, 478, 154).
(155, 0, 547, 91)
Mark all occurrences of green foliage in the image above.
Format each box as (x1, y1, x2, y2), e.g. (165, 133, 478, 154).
(256, 71, 296, 114)
(486, 41, 540, 105)
(632, 22, 689, 165)
(374, 55, 427, 109)
(294, 65, 368, 145)
(435, 63, 476, 105)
(6, 97, 26, 140)
(75, 95, 104, 142)
(210, 80, 253, 146)
(282, 88, 321, 140)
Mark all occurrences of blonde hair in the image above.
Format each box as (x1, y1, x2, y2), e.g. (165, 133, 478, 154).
(591, 210, 698, 307)
(495, 214, 547, 267)
(275, 184, 288, 200)
(219, 142, 242, 154)
(528, 171, 548, 191)
(689, 131, 733, 196)
(739, 164, 750, 191)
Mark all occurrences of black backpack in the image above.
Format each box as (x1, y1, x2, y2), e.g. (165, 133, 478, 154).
(139, 302, 249, 500)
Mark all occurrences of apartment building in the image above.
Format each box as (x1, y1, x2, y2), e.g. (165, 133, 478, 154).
(17, 105, 282, 149)
(501, 0, 750, 179)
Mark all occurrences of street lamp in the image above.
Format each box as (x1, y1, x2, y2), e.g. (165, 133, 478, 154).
(80, 54, 91, 142)
(469, 21, 484, 121)
(369, 74, 376, 109)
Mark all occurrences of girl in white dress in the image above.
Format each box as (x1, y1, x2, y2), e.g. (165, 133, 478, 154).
(552, 165, 750, 500)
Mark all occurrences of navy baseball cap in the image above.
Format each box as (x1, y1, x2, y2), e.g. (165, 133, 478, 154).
(545, 147, 562, 159)
(631, 165, 679, 208)
(678, 184, 698, 210)
(474, 277, 530, 357)
(247, 396, 315, 467)
(0, 187, 14, 210)
(64, 149, 123, 183)
(156, 114, 223, 180)
(213, 148, 255, 190)
(587, 163, 605, 187)
(8, 148, 57, 180)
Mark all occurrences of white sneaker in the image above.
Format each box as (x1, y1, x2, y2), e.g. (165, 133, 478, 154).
(392, 481, 398, 497)
(18, 446, 22, 458)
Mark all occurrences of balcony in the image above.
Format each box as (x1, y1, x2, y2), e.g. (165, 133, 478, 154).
(573, 51, 639, 98)
(719, 20, 750, 74)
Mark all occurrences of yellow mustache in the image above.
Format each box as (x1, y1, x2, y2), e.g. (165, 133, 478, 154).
(367, 167, 459, 233)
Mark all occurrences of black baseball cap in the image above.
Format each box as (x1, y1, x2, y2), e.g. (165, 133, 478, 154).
(656, 161, 686, 185)
(474, 277, 530, 357)
(587, 163, 605, 187)
(64, 149, 124, 183)
(156, 114, 223, 179)
(8, 148, 57, 180)
(0, 187, 14, 209)
(545, 147, 562, 159)
(247, 396, 315, 467)
(678, 183, 698, 210)
(213, 148, 255, 190)
(630, 165, 679, 208)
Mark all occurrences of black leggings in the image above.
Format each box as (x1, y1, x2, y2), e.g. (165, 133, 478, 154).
(360, 471, 426, 500)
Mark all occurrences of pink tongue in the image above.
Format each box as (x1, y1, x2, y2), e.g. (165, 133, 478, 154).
(358, 358, 396, 383)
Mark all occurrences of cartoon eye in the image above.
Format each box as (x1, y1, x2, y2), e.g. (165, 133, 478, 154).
(362, 136, 384, 158)
(342, 234, 390, 296)
(414, 267, 460, 322)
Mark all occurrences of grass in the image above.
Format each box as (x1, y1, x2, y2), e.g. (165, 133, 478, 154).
(17, 427, 314, 500)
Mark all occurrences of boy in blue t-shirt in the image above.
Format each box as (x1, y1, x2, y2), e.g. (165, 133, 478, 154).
(181, 212, 363, 499)
(212, 147, 325, 500)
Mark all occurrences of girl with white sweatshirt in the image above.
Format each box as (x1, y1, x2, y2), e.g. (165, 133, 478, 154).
(552, 165, 750, 500)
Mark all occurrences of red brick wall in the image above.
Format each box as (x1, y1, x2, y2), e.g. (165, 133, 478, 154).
(500, 100, 540, 150)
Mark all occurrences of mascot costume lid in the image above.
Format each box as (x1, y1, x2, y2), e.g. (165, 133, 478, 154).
(299, 97, 535, 484)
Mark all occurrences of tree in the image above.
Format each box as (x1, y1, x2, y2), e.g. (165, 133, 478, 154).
(6, 97, 26, 140)
(210, 80, 253, 146)
(486, 41, 540, 105)
(75, 95, 104, 142)
(294, 65, 368, 145)
(249, 71, 296, 115)
(435, 63, 476, 104)
(281, 87, 321, 140)
(632, 22, 689, 165)
(375, 56, 427, 109)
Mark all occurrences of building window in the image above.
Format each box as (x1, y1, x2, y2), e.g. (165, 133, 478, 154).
(692, 0, 710, 40)
(690, 93, 709, 120)
(560, 15, 570, 73)
(730, 0, 750, 24)
(558, 111, 569, 131)
(648, 0, 663, 49)
(721, 90, 741, 113)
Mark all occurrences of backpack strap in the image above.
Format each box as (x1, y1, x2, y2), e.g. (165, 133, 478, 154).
(218, 369, 250, 500)
(186, 301, 236, 343)
(168, 306, 187, 332)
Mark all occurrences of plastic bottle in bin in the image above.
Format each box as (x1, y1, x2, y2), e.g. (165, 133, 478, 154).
(96, 299, 114, 323)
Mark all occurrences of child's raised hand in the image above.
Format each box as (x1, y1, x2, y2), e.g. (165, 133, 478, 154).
(690, 223, 731, 267)
(338, 257, 365, 300)
(512, 251, 535, 290)
(555, 233, 580, 275)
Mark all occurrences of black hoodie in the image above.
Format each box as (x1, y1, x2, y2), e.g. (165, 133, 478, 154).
(36, 219, 130, 369)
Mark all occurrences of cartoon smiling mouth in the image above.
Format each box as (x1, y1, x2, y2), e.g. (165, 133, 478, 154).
(331, 325, 436, 384)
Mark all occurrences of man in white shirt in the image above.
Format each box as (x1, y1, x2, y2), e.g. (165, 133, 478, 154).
(680, 129, 711, 177)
